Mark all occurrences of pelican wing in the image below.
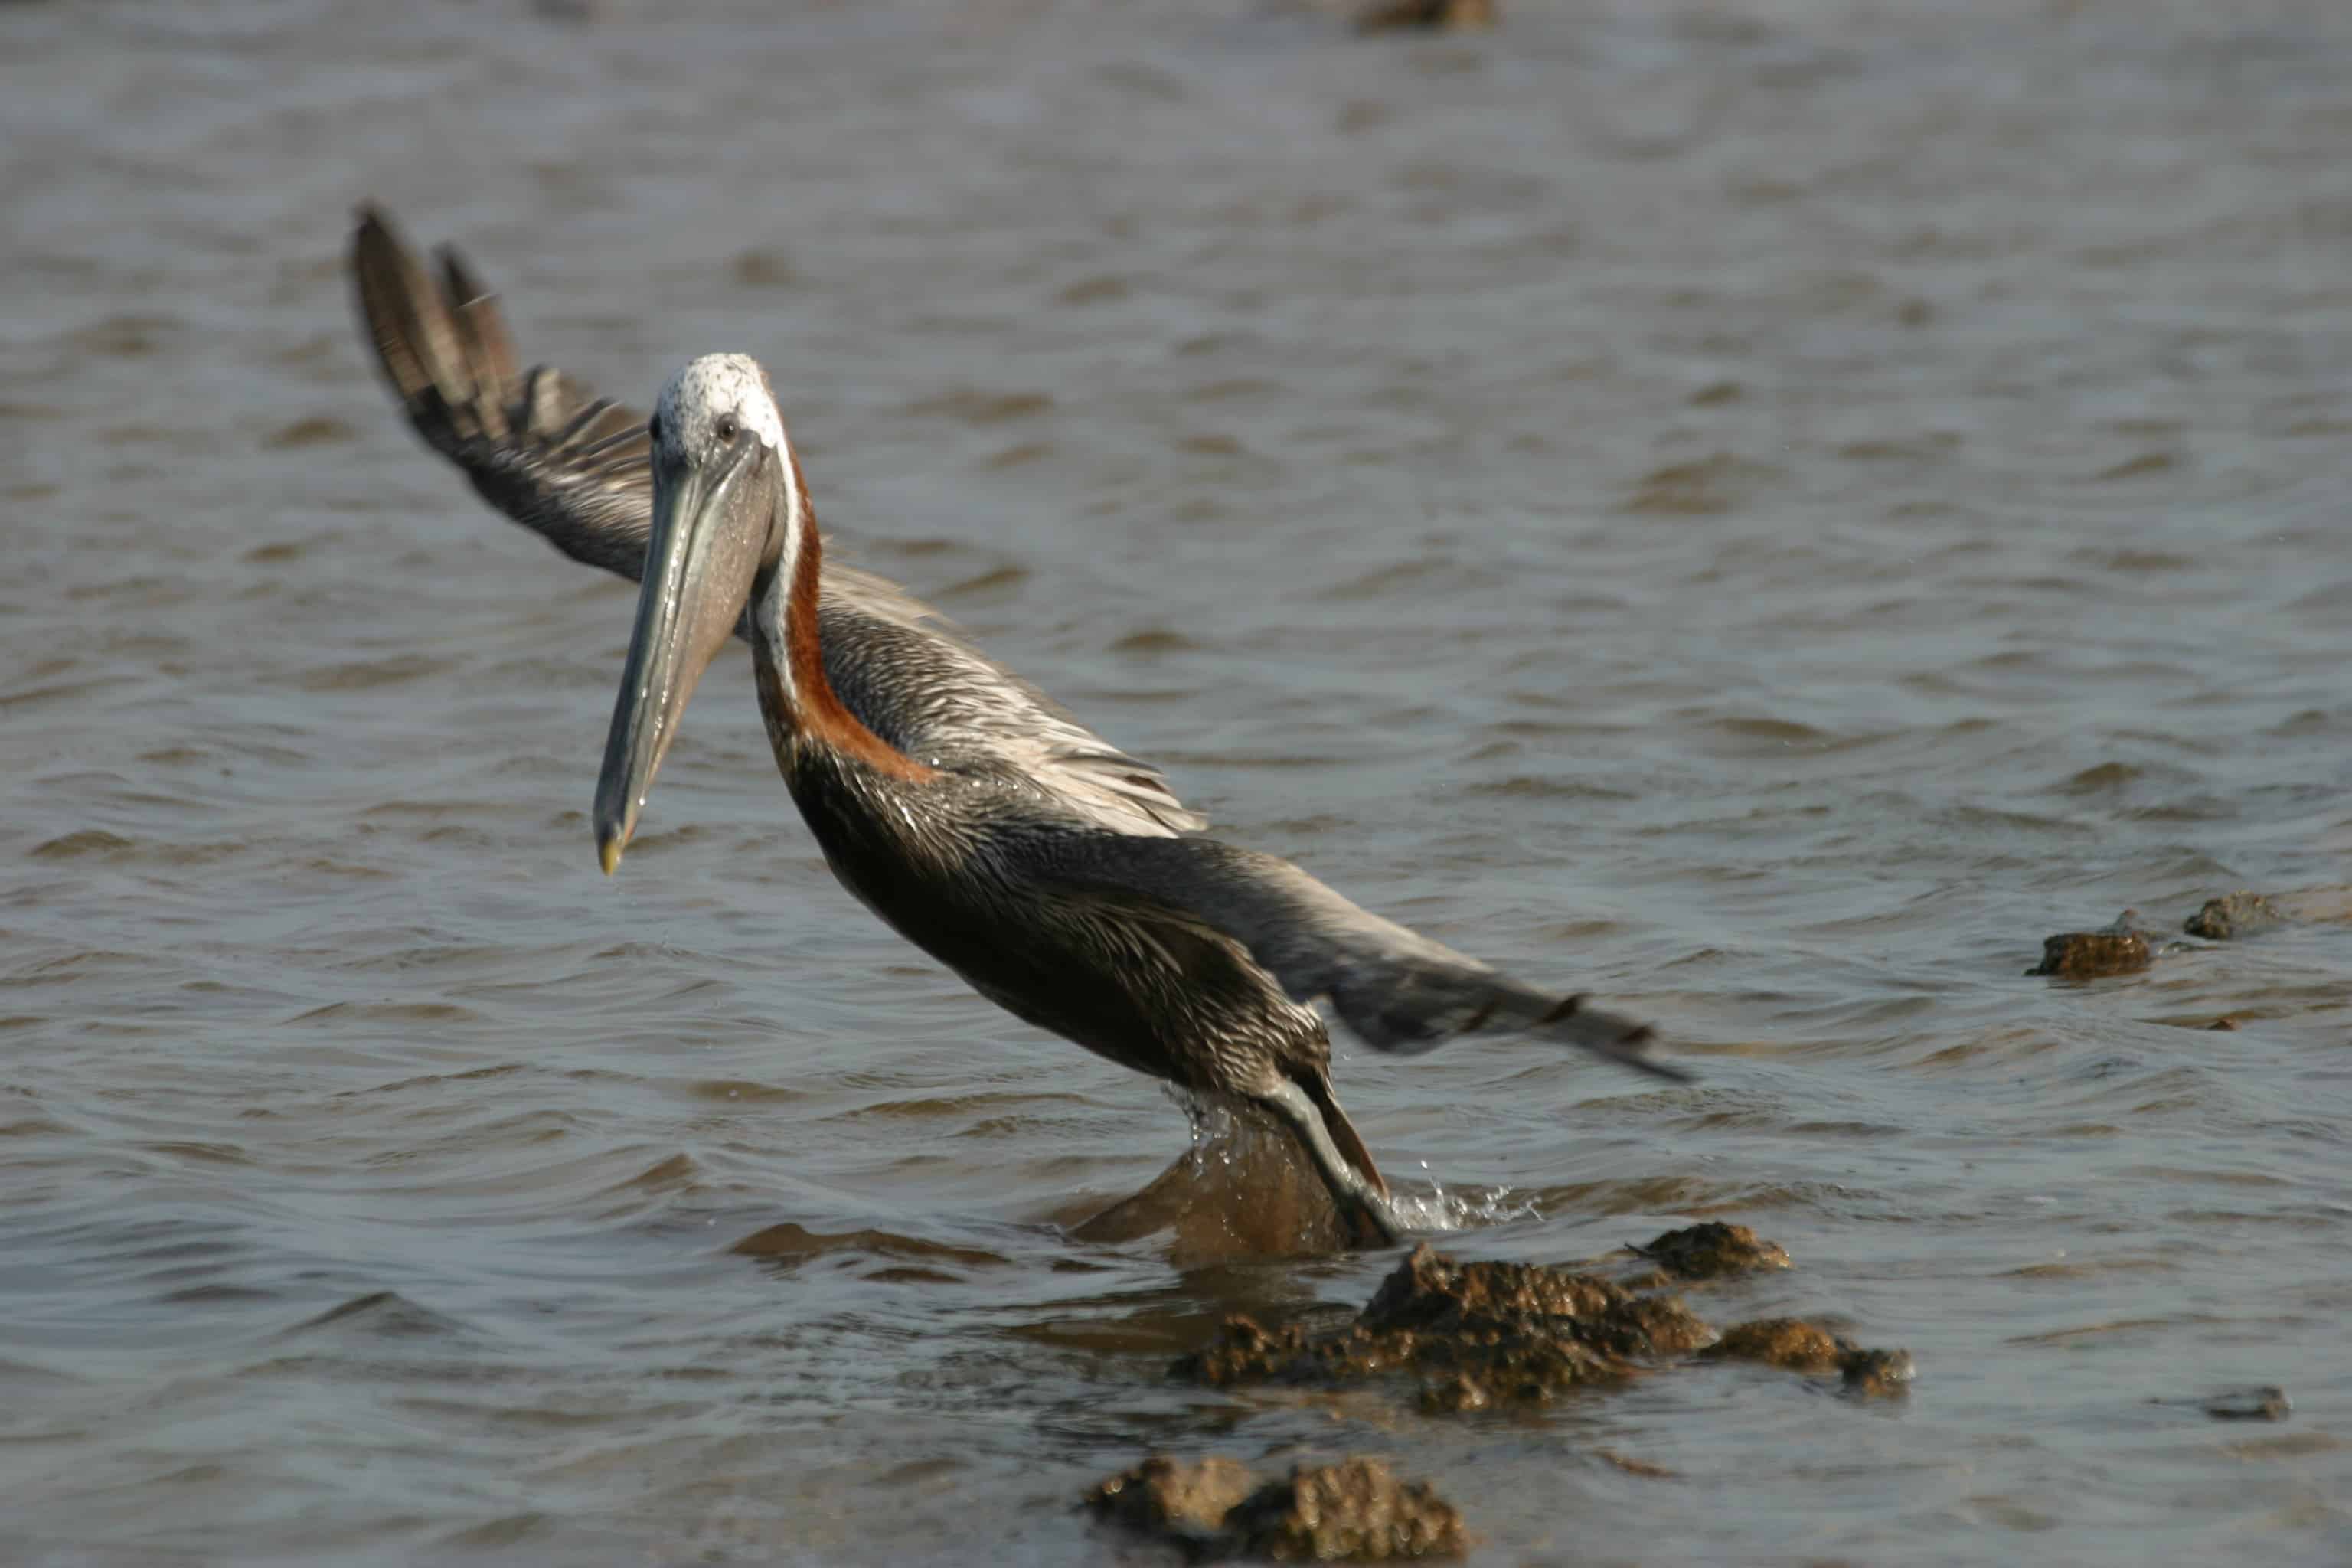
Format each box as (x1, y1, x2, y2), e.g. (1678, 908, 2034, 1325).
(351, 207, 654, 580)
(1036, 832, 1690, 1081)
(348, 205, 1204, 838)
(795, 568, 1208, 836)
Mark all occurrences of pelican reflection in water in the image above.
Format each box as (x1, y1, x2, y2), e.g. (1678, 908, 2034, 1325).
(350, 207, 1689, 1246)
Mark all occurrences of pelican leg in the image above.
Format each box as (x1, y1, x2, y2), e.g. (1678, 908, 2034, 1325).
(1250, 1078, 1408, 1248)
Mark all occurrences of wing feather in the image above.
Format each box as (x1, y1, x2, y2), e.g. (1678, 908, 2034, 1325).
(348, 204, 1203, 838)
(1036, 832, 1690, 1082)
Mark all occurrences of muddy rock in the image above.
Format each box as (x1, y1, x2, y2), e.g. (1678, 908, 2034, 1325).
(1362, 1245, 1713, 1356)
(1172, 1235, 1912, 1416)
(2030, 910, 2158, 977)
(1404, 1342, 1622, 1415)
(1704, 1318, 1913, 1395)
(1175, 1243, 1716, 1412)
(1177, 1312, 1452, 1388)
(1361, 1243, 1625, 1329)
(1592, 1294, 1718, 1357)
(1086, 1454, 1256, 1546)
(1229, 1457, 1469, 1561)
(2184, 892, 2286, 941)
(1087, 1454, 1468, 1561)
(1704, 1317, 1842, 1372)
(2030, 929, 2150, 978)
(1177, 1307, 1623, 1409)
(1631, 1221, 1794, 1281)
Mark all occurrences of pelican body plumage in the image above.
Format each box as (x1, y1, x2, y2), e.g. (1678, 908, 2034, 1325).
(350, 207, 1689, 1246)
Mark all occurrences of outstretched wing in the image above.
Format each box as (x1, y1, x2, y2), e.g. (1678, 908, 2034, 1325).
(348, 205, 1204, 838)
(351, 205, 654, 580)
(1034, 831, 1690, 1082)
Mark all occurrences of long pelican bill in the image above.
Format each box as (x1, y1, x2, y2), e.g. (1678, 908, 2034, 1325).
(593, 430, 763, 874)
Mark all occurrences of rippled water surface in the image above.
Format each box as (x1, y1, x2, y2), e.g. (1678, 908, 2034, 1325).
(5, 0, 2351, 1561)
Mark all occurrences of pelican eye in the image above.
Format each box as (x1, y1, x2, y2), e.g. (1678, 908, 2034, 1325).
(715, 413, 742, 444)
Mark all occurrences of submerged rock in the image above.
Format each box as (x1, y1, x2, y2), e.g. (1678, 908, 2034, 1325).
(1704, 1317, 1841, 1372)
(1358, 1246, 1715, 1357)
(1175, 1243, 1712, 1412)
(1230, 1457, 1470, 1561)
(1839, 1347, 1918, 1395)
(1177, 1311, 1468, 1390)
(2200, 1386, 2292, 1422)
(1085, 1454, 1256, 1550)
(2030, 911, 2157, 977)
(1596, 1295, 1720, 1358)
(1362, 1244, 1625, 1329)
(1630, 1222, 1793, 1281)
(1174, 1236, 1909, 1416)
(2184, 892, 2286, 941)
(1704, 1318, 1913, 1395)
(2031, 891, 2293, 975)
(1175, 1303, 1625, 1410)
(1356, 0, 1495, 31)
(1087, 1454, 1468, 1561)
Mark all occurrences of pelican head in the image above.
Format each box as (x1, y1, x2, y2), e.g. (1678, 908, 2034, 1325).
(593, 354, 797, 875)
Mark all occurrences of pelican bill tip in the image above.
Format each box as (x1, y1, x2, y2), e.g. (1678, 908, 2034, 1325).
(598, 836, 623, 877)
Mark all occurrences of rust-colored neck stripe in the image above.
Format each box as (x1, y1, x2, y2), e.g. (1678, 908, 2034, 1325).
(776, 459, 936, 781)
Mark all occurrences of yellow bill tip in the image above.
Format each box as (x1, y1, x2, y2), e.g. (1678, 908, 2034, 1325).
(598, 838, 622, 877)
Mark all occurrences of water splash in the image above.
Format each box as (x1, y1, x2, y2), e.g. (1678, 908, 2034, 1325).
(1165, 1088, 1537, 1235)
(1387, 1159, 1543, 1233)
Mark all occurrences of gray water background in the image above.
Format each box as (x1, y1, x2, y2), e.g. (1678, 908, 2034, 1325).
(2, 0, 2349, 1561)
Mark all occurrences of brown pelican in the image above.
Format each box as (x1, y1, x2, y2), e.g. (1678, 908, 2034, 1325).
(349, 207, 1688, 1246)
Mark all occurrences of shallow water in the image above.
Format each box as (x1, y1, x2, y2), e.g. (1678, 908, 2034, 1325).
(5, 0, 2350, 1561)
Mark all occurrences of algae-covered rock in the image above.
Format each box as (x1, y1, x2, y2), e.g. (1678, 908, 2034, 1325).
(2184, 892, 2286, 941)
(1704, 1317, 1842, 1372)
(1361, 1244, 1628, 1331)
(1601, 1293, 1718, 1356)
(1229, 1457, 1469, 1561)
(1174, 1243, 1715, 1412)
(1086, 1453, 1468, 1561)
(1364, 1245, 1711, 1356)
(2030, 928, 2152, 978)
(1632, 1222, 1794, 1281)
(1704, 1318, 1913, 1395)
(1174, 1311, 1452, 1390)
(1172, 1233, 1909, 1417)
(1403, 1332, 1627, 1413)
(1085, 1454, 1256, 1546)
